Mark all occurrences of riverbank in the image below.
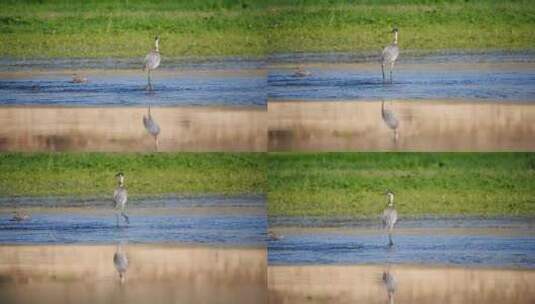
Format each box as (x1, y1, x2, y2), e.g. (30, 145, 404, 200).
(267, 152, 535, 216)
(1, 1, 533, 58)
(0, 153, 266, 197)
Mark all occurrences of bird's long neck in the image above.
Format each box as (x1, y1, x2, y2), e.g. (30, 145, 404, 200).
(388, 194, 394, 206)
(154, 40, 159, 52)
(393, 32, 398, 45)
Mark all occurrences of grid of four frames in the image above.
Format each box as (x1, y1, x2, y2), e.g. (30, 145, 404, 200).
(1, 1, 535, 304)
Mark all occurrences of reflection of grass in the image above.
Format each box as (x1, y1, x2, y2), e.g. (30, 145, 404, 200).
(0, 153, 266, 197)
(268, 153, 535, 217)
(1, 0, 533, 58)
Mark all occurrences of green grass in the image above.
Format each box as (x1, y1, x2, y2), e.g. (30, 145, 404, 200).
(268, 153, 535, 217)
(0, 153, 266, 198)
(0, 0, 533, 58)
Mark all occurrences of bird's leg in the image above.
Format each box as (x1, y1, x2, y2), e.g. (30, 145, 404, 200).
(155, 135, 159, 152)
(393, 129, 399, 143)
(121, 211, 130, 224)
(115, 213, 120, 228)
(388, 232, 394, 247)
(390, 62, 395, 84)
(147, 70, 152, 91)
(381, 63, 386, 83)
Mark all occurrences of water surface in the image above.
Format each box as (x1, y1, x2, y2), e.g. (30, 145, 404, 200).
(0, 195, 266, 246)
(268, 217, 535, 268)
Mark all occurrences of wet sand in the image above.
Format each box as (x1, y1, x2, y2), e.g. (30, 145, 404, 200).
(0, 106, 266, 152)
(268, 100, 535, 151)
(268, 264, 535, 304)
(0, 245, 267, 304)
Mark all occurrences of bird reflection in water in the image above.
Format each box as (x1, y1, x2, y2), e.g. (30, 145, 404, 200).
(113, 242, 129, 284)
(382, 266, 397, 304)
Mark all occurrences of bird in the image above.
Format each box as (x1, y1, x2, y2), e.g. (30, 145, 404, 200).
(143, 36, 161, 91)
(142, 105, 161, 151)
(381, 100, 399, 143)
(382, 268, 397, 304)
(382, 190, 398, 247)
(10, 211, 30, 222)
(293, 65, 312, 77)
(113, 172, 130, 226)
(268, 230, 284, 241)
(381, 28, 399, 83)
(70, 74, 87, 83)
(113, 243, 129, 283)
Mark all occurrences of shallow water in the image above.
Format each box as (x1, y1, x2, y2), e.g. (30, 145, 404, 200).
(0, 71, 266, 106)
(268, 63, 535, 101)
(0, 195, 266, 246)
(268, 217, 535, 268)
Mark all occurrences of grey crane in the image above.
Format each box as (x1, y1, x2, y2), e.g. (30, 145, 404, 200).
(113, 242, 129, 283)
(143, 105, 161, 151)
(381, 28, 399, 83)
(382, 190, 398, 247)
(113, 172, 130, 227)
(381, 100, 399, 143)
(382, 267, 397, 304)
(143, 36, 161, 91)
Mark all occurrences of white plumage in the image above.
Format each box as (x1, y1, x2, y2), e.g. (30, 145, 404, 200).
(143, 36, 161, 90)
(381, 28, 399, 83)
(113, 173, 129, 226)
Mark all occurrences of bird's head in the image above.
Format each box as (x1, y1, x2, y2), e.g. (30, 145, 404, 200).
(391, 28, 398, 33)
(154, 36, 160, 50)
(115, 172, 125, 185)
(384, 190, 395, 205)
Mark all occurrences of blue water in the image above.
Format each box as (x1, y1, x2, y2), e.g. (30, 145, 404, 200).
(268, 66, 535, 101)
(268, 217, 535, 268)
(0, 195, 267, 246)
(0, 73, 266, 106)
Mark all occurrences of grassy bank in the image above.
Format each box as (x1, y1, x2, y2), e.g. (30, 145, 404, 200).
(0, 153, 266, 197)
(0, 0, 533, 58)
(268, 153, 535, 217)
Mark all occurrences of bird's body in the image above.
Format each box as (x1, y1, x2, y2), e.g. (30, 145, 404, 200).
(143, 105, 161, 151)
(113, 173, 129, 226)
(381, 29, 399, 83)
(143, 36, 161, 91)
(10, 211, 30, 222)
(381, 100, 399, 143)
(293, 66, 312, 77)
(71, 74, 87, 84)
(382, 191, 398, 247)
(268, 230, 284, 241)
(113, 244, 129, 283)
